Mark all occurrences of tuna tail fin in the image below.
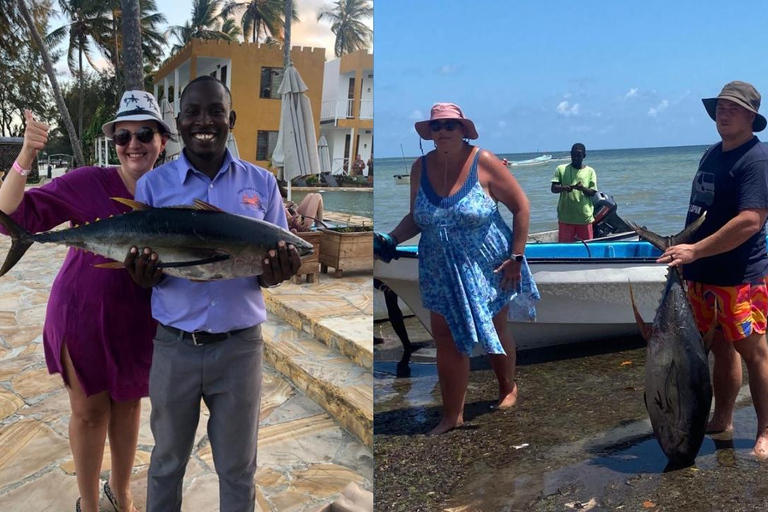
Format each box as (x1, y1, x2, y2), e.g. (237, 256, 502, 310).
(626, 212, 707, 252)
(628, 280, 653, 342)
(0, 209, 35, 277)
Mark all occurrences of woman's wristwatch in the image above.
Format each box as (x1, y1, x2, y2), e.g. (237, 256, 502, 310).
(510, 254, 524, 262)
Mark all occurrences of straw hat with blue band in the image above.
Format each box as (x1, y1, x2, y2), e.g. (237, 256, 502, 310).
(102, 90, 174, 138)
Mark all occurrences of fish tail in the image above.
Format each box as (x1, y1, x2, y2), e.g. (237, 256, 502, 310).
(625, 220, 672, 252)
(0, 209, 35, 277)
(627, 213, 707, 252)
(670, 212, 707, 246)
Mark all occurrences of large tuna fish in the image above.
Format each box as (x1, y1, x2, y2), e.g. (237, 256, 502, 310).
(0, 198, 313, 281)
(628, 217, 716, 468)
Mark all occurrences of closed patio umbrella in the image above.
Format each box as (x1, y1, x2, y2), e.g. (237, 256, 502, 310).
(161, 98, 182, 161)
(272, 64, 320, 200)
(318, 135, 331, 174)
(227, 132, 240, 160)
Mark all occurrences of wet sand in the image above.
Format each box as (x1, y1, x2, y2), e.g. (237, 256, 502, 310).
(374, 318, 766, 511)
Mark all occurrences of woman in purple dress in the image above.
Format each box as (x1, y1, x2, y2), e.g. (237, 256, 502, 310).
(0, 92, 171, 512)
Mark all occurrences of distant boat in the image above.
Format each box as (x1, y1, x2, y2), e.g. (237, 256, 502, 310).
(393, 174, 410, 185)
(394, 143, 411, 185)
(507, 154, 553, 167)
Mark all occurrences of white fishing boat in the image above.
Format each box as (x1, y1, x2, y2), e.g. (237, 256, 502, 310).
(374, 240, 668, 351)
(373, 227, 638, 323)
(393, 174, 411, 185)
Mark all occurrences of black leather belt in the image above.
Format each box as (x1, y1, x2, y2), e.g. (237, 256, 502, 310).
(161, 324, 253, 346)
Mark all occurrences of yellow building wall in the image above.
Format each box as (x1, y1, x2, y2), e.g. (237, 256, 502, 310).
(338, 50, 373, 133)
(154, 40, 326, 170)
(339, 49, 373, 75)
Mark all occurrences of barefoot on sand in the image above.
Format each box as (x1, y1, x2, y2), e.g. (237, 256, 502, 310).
(494, 383, 518, 410)
(753, 431, 768, 460)
(428, 418, 463, 436)
(705, 419, 734, 435)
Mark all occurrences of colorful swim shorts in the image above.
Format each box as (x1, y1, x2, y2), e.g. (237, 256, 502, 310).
(686, 277, 768, 342)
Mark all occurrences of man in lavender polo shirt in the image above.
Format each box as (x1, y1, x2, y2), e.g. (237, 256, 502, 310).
(125, 76, 300, 512)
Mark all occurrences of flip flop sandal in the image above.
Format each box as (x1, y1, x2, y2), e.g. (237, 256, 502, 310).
(103, 481, 139, 512)
(103, 481, 119, 511)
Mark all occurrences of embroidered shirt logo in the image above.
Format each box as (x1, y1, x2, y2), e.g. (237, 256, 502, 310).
(241, 193, 260, 210)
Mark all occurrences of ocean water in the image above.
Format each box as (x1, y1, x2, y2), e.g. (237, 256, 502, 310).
(373, 145, 722, 237)
(291, 189, 373, 219)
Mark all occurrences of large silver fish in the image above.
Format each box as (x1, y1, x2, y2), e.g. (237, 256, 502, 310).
(0, 198, 314, 281)
(628, 216, 716, 468)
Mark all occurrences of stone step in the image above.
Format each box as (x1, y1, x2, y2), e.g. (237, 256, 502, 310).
(261, 316, 373, 448)
(263, 278, 373, 371)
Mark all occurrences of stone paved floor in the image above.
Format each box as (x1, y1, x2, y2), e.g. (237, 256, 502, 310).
(0, 239, 373, 511)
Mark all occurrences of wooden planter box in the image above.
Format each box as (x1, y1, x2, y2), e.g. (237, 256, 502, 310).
(319, 228, 373, 278)
(294, 230, 323, 284)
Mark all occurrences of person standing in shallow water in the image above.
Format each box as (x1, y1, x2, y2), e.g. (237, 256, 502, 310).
(375, 102, 535, 435)
(551, 143, 597, 242)
(659, 81, 768, 460)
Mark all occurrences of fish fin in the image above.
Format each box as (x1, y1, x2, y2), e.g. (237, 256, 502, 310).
(702, 296, 719, 354)
(629, 280, 653, 342)
(93, 261, 126, 269)
(156, 251, 231, 269)
(663, 360, 682, 422)
(193, 199, 226, 212)
(0, 209, 35, 277)
(111, 197, 151, 210)
(670, 212, 707, 246)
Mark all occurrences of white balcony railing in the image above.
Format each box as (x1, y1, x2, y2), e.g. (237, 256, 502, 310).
(320, 99, 373, 121)
(359, 100, 373, 120)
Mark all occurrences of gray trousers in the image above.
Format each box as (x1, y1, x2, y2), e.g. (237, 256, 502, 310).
(146, 324, 264, 512)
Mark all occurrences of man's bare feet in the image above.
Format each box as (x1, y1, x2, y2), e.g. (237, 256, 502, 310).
(706, 418, 733, 435)
(752, 429, 768, 460)
(494, 382, 518, 410)
(428, 417, 463, 436)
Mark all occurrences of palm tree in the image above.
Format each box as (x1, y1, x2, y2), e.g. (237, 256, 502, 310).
(99, 0, 166, 93)
(120, 0, 142, 89)
(222, 0, 298, 44)
(47, 0, 111, 138)
(167, 0, 235, 55)
(220, 16, 243, 41)
(16, 0, 85, 167)
(317, 0, 372, 58)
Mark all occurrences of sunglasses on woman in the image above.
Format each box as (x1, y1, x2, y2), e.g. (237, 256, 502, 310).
(429, 120, 462, 132)
(112, 126, 160, 146)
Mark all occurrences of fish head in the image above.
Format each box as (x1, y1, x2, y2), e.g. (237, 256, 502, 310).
(286, 233, 314, 257)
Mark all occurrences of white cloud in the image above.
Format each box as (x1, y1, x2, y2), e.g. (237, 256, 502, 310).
(498, 120, 507, 128)
(625, 88, 638, 99)
(438, 65, 458, 75)
(409, 110, 424, 120)
(557, 101, 580, 116)
(648, 99, 669, 117)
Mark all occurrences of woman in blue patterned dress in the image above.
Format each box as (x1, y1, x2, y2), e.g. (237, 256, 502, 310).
(380, 103, 532, 435)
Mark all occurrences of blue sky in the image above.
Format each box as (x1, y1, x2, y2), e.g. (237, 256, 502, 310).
(49, 0, 352, 78)
(375, 0, 768, 157)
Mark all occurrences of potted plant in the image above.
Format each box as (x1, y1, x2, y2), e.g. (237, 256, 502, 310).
(319, 224, 374, 278)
